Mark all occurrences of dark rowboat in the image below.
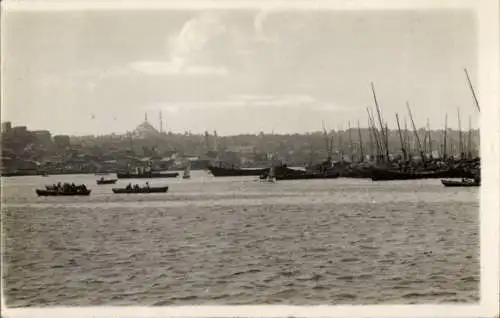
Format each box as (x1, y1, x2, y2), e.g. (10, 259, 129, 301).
(36, 189, 91, 196)
(112, 186, 169, 194)
(96, 179, 118, 185)
(441, 179, 480, 187)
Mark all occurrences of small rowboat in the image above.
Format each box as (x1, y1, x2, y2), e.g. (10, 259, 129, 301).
(36, 189, 91, 196)
(96, 179, 118, 185)
(112, 186, 169, 194)
(441, 179, 480, 187)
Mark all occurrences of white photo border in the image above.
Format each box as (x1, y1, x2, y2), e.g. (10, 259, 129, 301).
(1, 0, 498, 317)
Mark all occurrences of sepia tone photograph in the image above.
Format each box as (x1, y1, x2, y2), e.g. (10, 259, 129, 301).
(1, 0, 496, 314)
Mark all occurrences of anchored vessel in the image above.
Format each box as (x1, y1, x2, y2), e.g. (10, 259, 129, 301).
(112, 186, 169, 193)
(96, 178, 118, 185)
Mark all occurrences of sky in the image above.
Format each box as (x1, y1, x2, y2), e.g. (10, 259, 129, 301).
(2, 6, 479, 135)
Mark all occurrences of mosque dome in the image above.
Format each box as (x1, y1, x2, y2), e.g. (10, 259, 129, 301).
(133, 113, 159, 138)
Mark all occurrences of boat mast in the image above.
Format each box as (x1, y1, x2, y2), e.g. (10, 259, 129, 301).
(404, 116, 411, 159)
(427, 118, 433, 160)
(385, 122, 389, 159)
(467, 116, 472, 159)
(348, 121, 354, 162)
(357, 120, 364, 162)
(322, 121, 332, 160)
(464, 68, 480, 112)
(406, 102, 426, 165)
(366, 108, 383, 162)
(338, 124, 344, 163)
(371, 82, 389, 161)
(368, 118, 374, 161)
(458, 108, 463, 159)
(395, 113, 407, 162)
(443, 113, 448, 160)
(330, 134, 335, 161)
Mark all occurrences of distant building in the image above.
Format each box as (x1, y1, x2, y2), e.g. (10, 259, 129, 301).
(1, 121, 12, 134)
(53, 135, 70, 149)
(226, 145, 255, 154)
(12, 126, 28, 136)
(32, 130, 53, 148)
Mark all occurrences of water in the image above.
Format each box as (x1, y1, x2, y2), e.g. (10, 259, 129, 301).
(2, 171, 479, 306)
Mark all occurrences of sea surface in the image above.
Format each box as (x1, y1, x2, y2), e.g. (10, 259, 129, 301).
(2, 171, 479, 306)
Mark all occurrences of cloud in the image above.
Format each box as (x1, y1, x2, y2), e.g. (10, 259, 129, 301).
(130, 12, 229, 77)
(129, 61, 227, 76)
(148, 94, 355, 112)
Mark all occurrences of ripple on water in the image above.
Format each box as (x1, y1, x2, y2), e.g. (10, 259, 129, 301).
(2, 175, 479, 306)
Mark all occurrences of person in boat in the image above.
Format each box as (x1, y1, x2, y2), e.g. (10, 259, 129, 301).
(145, 182, 150, 189)
(126, 183, 132, 190)
(134, 184, 140, 190)
(101, 176, 104, 181)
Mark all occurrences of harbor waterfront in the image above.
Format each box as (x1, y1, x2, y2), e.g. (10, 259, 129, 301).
(2, 171, 479, 306)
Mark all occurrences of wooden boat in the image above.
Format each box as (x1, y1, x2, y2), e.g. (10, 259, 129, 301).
(441, 179, 480, 187)
(207, 164, 268, 177)
(117, 171, 179, 179)
(96, 179, 118, 185)
(370, 168, 474, 181)
(275, 172, 340, 180)
(112, 186, 169, 194)
(36, 189, 91, 196)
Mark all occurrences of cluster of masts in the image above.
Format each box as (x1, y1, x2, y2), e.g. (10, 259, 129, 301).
(321, 68, 480, 165)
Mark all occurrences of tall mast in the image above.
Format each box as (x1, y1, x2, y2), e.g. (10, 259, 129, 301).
(427, 118, 433, 160)
(406, 102, 425, 165)
(338, 124, 344, 163)
(370, 82, 389, 160)
(366, 108, 383, 162)
(357, 120, 364, 162)
(467, 116, 472, 159)
(385, 122, 389, 159)
(404, 116, 410, 158)
(464, 68, 480, 112)
(348, 121, 354, 162)
(322, 121, 332, 159)
(457, 108, 463, 159)
(443, 114, 448, 160)
(330, 135, 335, 160)
(368, 118, 374, 161)
(395, 113, 407, 161)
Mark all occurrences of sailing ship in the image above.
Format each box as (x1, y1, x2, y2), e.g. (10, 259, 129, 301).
(207, 163, 268, 177)
(117, 166, 179, 179)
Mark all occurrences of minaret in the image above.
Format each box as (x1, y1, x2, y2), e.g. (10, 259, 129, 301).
(213, 130, 218, 150)
(204, 131, 210, 150)
(159, 111, 163, 133)
(144, 112, 148, 122)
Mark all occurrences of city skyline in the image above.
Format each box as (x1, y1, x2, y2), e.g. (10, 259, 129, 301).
(3, 7, 479, 135)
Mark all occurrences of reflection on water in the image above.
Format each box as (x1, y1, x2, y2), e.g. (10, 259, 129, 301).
(2, 172, 479, 306)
